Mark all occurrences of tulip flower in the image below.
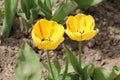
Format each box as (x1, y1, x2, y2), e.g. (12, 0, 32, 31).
(65, 14, 99, 71)
(32, 19, 64, 50)
(65, 14, 99, 41)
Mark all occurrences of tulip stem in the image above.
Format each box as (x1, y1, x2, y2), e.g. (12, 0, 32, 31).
(78, 41, 82, 68)
(47, 50, 55, 80)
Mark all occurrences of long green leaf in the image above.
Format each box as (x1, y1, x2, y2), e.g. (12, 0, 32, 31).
(44, 0, 54, 11)
(21, 0, 35, 19)
(15, 42, 42, 80)
(38, 0, 52, 19)
(53, 59, 61, 74)
(51, 1, 77, 22)
(73, 0, 103, 9)
(64, 45, 82, 75)
(18, 0, 38, 32)
(0, 10, 3, 24)
(2, 0, 18, 38)
(62, 57, 68, 80)
(82, 64, 94, 80)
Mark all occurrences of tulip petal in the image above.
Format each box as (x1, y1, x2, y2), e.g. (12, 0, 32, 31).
(85, 29, 99, 40)
(41, 41, 53, 50)
(75, 14, 86, 20)
(75, 14, 86, 32)
(41, 37, 64, 50)
(84, 15, 95, 32)
(32, 21, 43, 39)
(65, 30, 76, 40)
(66, 16, 78, 32)
(51, 37, 64, 50)
(32, 31, 42, 48)
(39, 19, 53, 39)
(50, 24, 64, 40)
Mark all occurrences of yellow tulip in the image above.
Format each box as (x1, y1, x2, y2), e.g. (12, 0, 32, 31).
(32, 19, 64, 50)
(65, 14, 99, 41)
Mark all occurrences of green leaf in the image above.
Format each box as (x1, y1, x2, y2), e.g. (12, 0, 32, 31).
(18, 11, 27, 21)
(0, 10, 3, 24)
(82, 64, 94, 80)
(52, 66, 59, 80)
(62, 57, 68, 80)
(38, 0, 52, 19)
(73, 0, 103, 9)
(58, 73, 81, 80)
(15, 42, 42, 80)
(53, 59, 61, 74)
(51, 1, 77, 22)
(42, 61, 59, 80)
(18, 8, 37, 32)
(64, 45, 81, 75)
(61, 65, 74, 75)
(44, 0, 54, 11)
(109, 66, 120, 80)
(30, 8, 38, 20)
(42, 62, 51, 72)
(92, 67, 110, 80)
(113, 66, 120, 72)
(2, 0, 18, 39)
(91, 0, 103, 6)
(18, 0, 39, 32)
(66, 73, 81, 80)
(21, 0, 36, 19)
(115, 74, 120, 80)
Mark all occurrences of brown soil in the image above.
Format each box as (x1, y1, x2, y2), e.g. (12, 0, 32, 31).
(0, 0, 120, 80)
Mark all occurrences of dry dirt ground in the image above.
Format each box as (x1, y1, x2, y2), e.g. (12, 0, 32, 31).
(0, 0, 120, 80)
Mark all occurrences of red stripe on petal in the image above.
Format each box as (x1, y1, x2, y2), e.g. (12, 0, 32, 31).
(84, 19, 86, 27)
(38, 21, 43, 35)
(67, 23, 71, 30)
(80, 34, 82, 39)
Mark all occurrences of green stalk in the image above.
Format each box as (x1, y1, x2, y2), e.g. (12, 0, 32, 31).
(47, 50, 55, 80)
(78, 41, 82, 68)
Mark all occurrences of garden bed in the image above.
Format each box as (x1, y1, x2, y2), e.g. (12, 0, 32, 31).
(0, 0, 120, 80)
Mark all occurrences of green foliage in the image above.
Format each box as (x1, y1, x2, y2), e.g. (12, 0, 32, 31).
(38, 0, 77, 24)
(64, 45, 94, 80)
(42, 55, 69, 80)
(64, 44, 120, 80)
(15, 42, 120, 80)
(1, 0, 18, 39)
(64, 45, 81, 74)
(53, 59, 61, 74)
(62, 57, 68, 80)
(72, 0, 103, 9)
(15, 42, 42, 80)
(0, 10, 3, 24)
(51, 1, 77, 23)
(82, 64, 94, 80)
(18, 0, 39, 33)
(109, 66, 120, 80)
(92, 67, 110, 80)
(38, 0, 53, 19)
